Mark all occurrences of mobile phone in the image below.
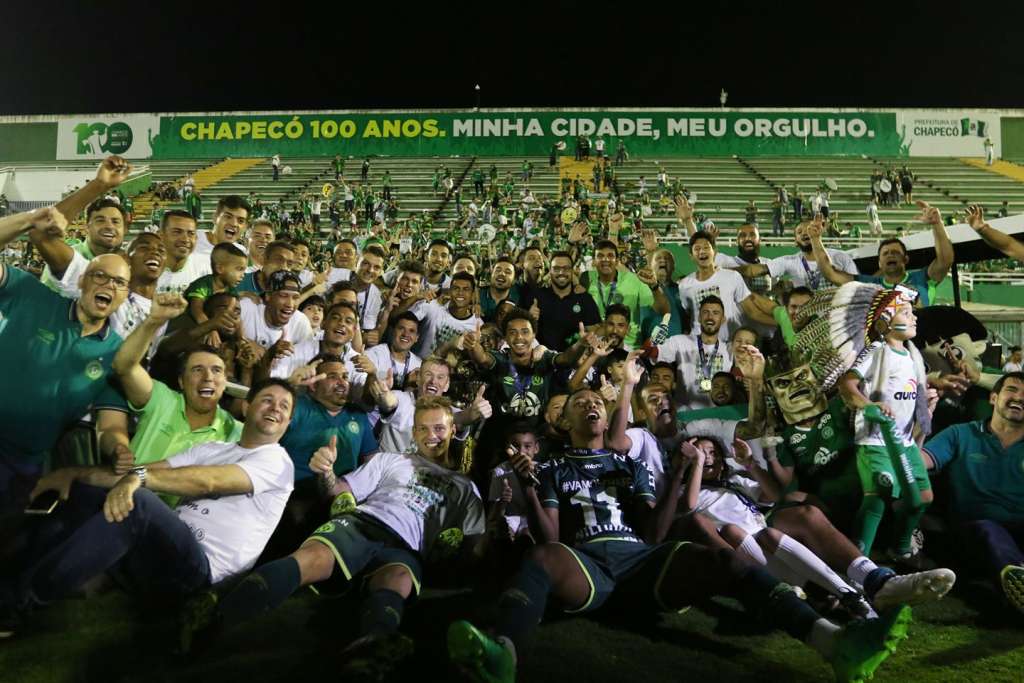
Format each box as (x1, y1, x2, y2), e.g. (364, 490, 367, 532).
(25, 490, 61, 515)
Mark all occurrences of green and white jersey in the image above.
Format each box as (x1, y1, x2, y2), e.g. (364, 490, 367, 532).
(539, 448, 657, 545)
(777, 398, 859, 497)
(484, 349, 558, 421)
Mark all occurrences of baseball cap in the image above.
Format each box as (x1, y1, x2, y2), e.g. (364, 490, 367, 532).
(267, 270, 301, 293)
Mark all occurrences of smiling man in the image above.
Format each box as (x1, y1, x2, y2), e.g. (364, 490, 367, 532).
(197, 396, 484, 677)
(241, 270, 314, 353)
(809, 203, 952, 306)
(922, 372, 1024, 615)
(2, 379, 295, 636)
(410, 271, 482, 356)
(655, 295, 734, 409)
(158, 210, 212, 295)
(0, 207, 131, 511)
(194, 196, 252, 256)
(105, 292, 242, 474)
(364, 311, 422, 391)
(677, 231, 778, 341)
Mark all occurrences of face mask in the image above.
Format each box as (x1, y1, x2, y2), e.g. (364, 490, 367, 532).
(767, 363, 828, 424)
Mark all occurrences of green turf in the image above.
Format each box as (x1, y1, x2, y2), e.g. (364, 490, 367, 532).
(2, 586, 1022, 683)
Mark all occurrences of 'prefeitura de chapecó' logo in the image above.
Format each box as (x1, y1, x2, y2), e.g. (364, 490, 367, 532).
(73, 122, 133, 155)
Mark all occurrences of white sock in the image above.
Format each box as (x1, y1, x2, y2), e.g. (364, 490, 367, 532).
(736, 533, 767, 565)
(846, 556, 879, 587)
(772, 534, 857, 598)
(496, 636, 517, 664)
(805, 618, 841, 659)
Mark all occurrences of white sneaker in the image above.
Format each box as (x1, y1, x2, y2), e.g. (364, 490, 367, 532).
(872, 568, 956, 610)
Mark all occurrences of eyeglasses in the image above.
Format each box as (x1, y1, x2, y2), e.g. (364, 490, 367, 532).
(86, 270, 130, 290)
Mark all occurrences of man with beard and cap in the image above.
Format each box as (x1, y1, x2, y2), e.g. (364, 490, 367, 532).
(158, 211, 212, 295)
(734, 217, 858, 291)
(479, 255, 521, 324)
(193, 396, 485, 678)
(262, 354, 380, 560)
(922, 372, 1024, 615)
(38, 157, 133, 292)
(0, 207, 131, 511)
(677, 231, 778, 342)
(2, 379, 296, 637)
(654, 295, 734, 410)
(518, 251, 601, 351)
(242, 270, 314, 354)
(809, 203, 953, 307)
(448, 369, 914, 683)
(718, 223, 774, 296)
(193, 196, 251, 256)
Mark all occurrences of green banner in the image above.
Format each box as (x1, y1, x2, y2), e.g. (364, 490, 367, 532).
(153, 111, 900, 159)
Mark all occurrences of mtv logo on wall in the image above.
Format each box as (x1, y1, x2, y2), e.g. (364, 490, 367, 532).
(56, 115, 160, 160)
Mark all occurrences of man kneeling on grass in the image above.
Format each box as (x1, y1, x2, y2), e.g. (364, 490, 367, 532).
(184, 395, 486, 679)
(447, 374, 915, 683)
(0, 379, 296, 638)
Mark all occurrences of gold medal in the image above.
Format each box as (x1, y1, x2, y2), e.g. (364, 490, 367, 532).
(700, 378, 712, 392)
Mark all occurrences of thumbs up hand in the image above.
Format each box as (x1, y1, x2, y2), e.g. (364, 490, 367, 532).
(468, 384, 492, 422)
(309, 434, 338, 476)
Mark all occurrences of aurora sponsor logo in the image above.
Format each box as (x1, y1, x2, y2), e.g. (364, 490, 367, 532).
(893, 379, 918, 401)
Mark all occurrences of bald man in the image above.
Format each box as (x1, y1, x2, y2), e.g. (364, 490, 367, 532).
(0, 208, 131, 512)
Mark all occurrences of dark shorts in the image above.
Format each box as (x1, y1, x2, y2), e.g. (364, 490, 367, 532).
(307, 512, 423, 597)
(559, 537, 690, 614)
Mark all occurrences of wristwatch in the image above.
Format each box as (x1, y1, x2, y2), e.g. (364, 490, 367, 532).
(129, 466, 148, 488)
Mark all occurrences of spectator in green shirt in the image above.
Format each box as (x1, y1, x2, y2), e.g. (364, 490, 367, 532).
(106, 292, 242, 475)
(0, 207, 131, 512)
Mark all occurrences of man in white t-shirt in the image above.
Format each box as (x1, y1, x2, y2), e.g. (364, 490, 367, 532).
(7, 379, 296, 631)
(656, 295, 735, 409)
(351, 245, 385, 345)
(408, 271, 482, 356)
(157, 211, 212, 294)
(202, 396, 485, 673)
(734, 220, 858, 290)
(193, 196, 251, 257)
(364, 311, 422, 392)
(242, 271, 314, 372)
(676, 230, 777, 340)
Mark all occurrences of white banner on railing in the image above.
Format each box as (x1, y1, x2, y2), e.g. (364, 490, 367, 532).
(896, 110, 1001, 157)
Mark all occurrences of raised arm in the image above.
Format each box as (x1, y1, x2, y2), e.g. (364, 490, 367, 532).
(966, 204, 1024, 261)
(112, 293, 188, 407)
(918, 201, 952, 283)
(734, 345, 767, 440)
(808, 218, 854, 285)
(674, 195, 697, 236)
(607, 353, 643, 452)
(0, 208, 65, 282)
(54, 156, 133, 227)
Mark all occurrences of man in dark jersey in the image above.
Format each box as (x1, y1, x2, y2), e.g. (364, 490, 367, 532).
(448, 364, 914, 683)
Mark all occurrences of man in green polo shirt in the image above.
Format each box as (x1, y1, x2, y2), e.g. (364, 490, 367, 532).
(582, 238, 666, 348)
(0, 207, 130, 513)
(923, 372, 1024, 615)
(104, 292, 241, 474)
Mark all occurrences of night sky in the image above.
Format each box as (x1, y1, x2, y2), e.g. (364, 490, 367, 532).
(1, 1, 1020, 115)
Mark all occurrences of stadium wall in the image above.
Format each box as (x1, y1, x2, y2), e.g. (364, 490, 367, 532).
(0, 109, 1015, 162)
